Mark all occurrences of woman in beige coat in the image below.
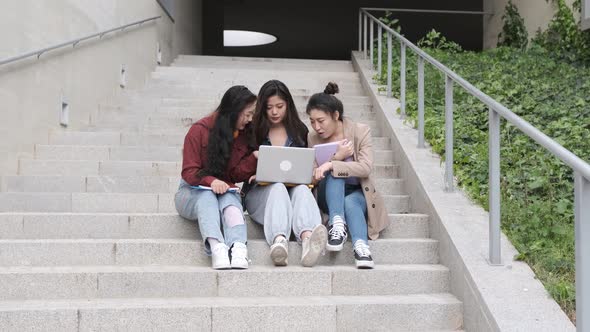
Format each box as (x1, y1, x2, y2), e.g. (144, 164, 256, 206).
(306, 82, 388, 269)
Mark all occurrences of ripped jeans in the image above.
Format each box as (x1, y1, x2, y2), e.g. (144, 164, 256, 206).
(174, 179, 247, 255)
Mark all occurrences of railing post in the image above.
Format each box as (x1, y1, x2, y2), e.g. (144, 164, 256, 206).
(417, 56, 425, 148)
(400, 42, 406, 118)
(358, 11, 362, 52)
(377, 25, 382, 77)
(489, 108, 502, 265)
(363, 14, 367, 59)
(369, 19, 374, 69)
(575, 173, 590, 332)
(387, 33, 392, 98)
(445, 75, 454, 192)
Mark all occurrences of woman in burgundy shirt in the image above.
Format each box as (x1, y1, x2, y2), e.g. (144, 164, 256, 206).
(175, 85, 258, 270)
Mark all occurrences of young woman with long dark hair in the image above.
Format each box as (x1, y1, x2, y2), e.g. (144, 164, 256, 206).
(175, 85, 258, 270)
(307, 82, 388, 269)
(245, 80, 327, 267)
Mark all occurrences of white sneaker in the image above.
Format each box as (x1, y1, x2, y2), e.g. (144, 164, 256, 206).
(211, 243, 231, 270)
(270, 236, 288, 266)
(230, 242, 249, 269)
(301, 224, 327, 267)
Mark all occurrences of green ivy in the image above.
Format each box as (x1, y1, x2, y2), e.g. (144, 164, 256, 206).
(533, 0, 590, 64)
(498, 0, 528, 49)
(372, 27, 589, 322)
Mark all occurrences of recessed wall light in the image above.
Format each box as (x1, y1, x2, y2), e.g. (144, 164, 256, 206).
(223, 30, 277, 47)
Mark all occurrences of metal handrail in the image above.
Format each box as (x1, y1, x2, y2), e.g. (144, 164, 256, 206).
(361, 7, 492, 16)
(0, 16, 161, 67)
(359, 8, 589, 331)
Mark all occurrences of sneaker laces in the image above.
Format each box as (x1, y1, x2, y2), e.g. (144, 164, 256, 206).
(329, 222, 346, 240)
(212, 243, 229, 255)
(354, 241, 371, 258)
(231, 243, 251, 262)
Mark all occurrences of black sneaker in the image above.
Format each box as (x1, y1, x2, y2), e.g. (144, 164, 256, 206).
(326, 222, 347, 251)
(353, 240, 374, 269)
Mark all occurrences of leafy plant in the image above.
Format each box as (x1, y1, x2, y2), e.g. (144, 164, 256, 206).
(498, 0, 528, 49)
(372, 24, 589, 322)
(418, 30, 463, 53)
(533, 0, 590, 64)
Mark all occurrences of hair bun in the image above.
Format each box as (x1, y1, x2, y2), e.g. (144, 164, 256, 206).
(323, 82, 339, 95)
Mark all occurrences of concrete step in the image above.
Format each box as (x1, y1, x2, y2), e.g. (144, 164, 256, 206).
(0, 238, 439, 266)
(18, 160, 180, 176)
(127, 86, 366, 99)
(176, 55, 353, 65)
(170, 61, 355, 72)
(84, 122, 384, 137)
(146, 75, 363, 87)
(139, 84, 365, 96)
(34, 145, 182, 162)
(0, 192, 407, 214)
(18, 159, 398, 178)
(0, 193, 175, 213)
(0, 264, 449, 300)
(156, 64, 360, 78)
(1, 175, 403, 194)
(90, 109, 376, 128)
(0, 213, 427, 240)
(32, 144, 391, 163)
(96, 104, 374, 118)
(0, 294, 463, 331)
(157, 95, 371, 106)
(48, 131, 389, 149)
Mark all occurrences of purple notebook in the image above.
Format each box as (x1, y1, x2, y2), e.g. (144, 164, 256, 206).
(314, 141, 353, 166)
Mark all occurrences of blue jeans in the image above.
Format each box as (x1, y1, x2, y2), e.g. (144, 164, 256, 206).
(174, 179, 247, 255)
(317, 174, 368, 244)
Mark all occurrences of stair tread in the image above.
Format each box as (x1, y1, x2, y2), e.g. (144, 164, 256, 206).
(0, 293, 461, 309)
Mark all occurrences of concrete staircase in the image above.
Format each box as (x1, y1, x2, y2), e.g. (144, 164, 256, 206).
(0, 56, 463, 331)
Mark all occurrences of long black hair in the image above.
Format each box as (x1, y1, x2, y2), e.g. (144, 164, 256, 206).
(253, 80, 308, 146)
(202, 85, 256, 178)
(305, 82, 344, 121)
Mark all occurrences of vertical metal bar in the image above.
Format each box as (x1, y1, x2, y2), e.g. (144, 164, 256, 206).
(363, 14, 367, 59)
(369, 19, 374, 69)
(445, 75, 454, 192)
(417, 56, 425, 148)
(575, 173, 590, 332)
(387, 33, 392, 98)
(358, 11, 362, 52)
(377, 25, 382, 77)
(400, 42, 406, 118)
(489, 108, 502, 265)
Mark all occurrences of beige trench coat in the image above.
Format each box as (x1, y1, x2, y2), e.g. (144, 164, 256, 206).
(308, 118, 389, 240)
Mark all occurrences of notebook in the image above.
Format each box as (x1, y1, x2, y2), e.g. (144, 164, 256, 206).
(314, 141, 353, 166)
(191, 185, 240, 193)
(256, 145, 315, 185)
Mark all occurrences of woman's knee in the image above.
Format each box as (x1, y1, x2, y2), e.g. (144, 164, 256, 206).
(223, 205, 245, 227)
(268, 183, 289, 196)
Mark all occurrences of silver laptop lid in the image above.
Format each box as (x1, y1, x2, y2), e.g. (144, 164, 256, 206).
(256, 145, 315, 185)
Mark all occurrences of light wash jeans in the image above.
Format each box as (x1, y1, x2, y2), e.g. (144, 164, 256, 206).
(245, 183, 322, 245)
(174, 179, 246, 254)
(317, 174, 368, 245)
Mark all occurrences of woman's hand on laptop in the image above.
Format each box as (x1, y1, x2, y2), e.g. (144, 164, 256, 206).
(334, 139, 353, 161)
(314, 162, 333, 181)
(248, 174, 256, 184)
(210, 179, 230, 194)
(252, 151, 259, 159)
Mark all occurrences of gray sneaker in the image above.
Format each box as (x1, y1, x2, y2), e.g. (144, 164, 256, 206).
(270, 236, 288, 266)
(301, 224, 328, 267)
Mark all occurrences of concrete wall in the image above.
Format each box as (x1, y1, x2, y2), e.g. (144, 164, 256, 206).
(0, 0, 201, 175)
(484, 0, 580, 49)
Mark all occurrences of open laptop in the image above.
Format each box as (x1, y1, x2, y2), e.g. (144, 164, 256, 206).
(256, 145, 315, 185)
